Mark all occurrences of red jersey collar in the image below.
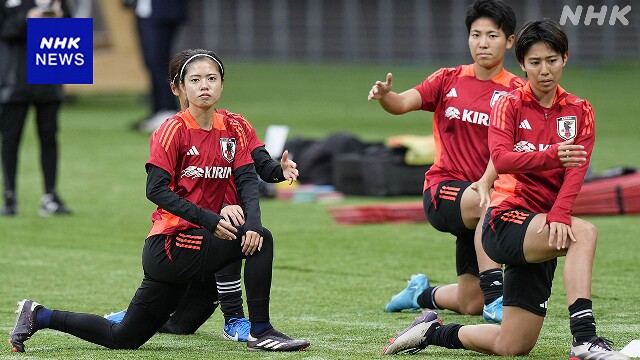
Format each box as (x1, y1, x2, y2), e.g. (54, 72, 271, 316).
(521, 82, 568, 107)
(177, 109, 226, 130)
(466, 64, 513, 88)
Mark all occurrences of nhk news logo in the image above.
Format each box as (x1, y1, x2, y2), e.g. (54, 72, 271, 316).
(27, 18, 93, 84)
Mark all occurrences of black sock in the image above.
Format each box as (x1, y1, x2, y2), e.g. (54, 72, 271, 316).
(427, 324, 465, 349)
(569, 298, 597, 343)
(479, 268, 503, 305)
(416, 286, 442, 310)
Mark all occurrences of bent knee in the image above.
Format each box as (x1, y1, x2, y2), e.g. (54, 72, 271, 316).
(457, 297, 483, 315)
(495, 342, 535, 356)
(574, 220, 598, 248)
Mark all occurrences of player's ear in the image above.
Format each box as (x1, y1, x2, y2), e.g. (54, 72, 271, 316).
(562, 52, 569, 67)
(170, 83, 180, 96)
(506, 34, 515, 49)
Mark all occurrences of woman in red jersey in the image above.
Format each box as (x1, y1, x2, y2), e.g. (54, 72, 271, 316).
(382, 19, 629, 360)
(104, 49, 300, 344)
(10, 50, 309, 353)
(370, 0, 524, 323)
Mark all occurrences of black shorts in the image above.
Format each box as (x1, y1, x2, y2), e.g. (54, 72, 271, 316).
(134, 226, 248, 317)
(482, 208, 556, 317)
(424, 180, 478, 277)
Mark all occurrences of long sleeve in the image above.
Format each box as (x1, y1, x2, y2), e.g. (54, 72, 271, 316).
(233, 163, 263, 234)
(546, 102, 595, 225)
(489, 94, 564, 173)
(146, 164, 221, 232)
(251, 146, 284, 183)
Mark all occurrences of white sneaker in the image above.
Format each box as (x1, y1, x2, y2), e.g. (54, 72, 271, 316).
(138, 110, 176, 133)
(570, 337, 630, 360)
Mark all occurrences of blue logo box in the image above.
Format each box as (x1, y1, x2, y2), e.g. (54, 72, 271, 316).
(27, 18, 93, 84)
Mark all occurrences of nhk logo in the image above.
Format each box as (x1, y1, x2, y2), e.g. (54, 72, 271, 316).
(27, 18, 93, 84)
(560, 5, 631, 26)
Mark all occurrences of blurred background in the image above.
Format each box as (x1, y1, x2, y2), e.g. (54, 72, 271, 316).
(69, 0, 639, 94)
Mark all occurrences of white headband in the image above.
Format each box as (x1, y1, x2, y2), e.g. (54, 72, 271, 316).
(175, 54, 224, 84)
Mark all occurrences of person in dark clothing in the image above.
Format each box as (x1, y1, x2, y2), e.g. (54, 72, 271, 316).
(0, 0, 72, 216)
(128, 0, 187, 133)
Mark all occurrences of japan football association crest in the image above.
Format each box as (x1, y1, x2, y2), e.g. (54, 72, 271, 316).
(557, 116, 577, 140)
(220, 138, 236, 163)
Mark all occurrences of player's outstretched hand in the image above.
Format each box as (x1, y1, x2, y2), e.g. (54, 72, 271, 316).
(557, 139, 587, 168)
(221, 205, 245, 226)
(280, 150, 298, 184)
(214, 219, 237, 240)
(241, 231, 263, 255)
(368, 73, 393, 101)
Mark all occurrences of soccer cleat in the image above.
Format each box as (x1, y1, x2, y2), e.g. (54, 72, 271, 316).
(385, 274, 429, 312)
(223, 317, 251, 342)
(104, 309, 127, 324)
(9, 299, 42, 353)
(483, 296, 503, 323)
(1, 193, 17, 216)
(382, 310, 443, 355)
(39, 193, 72, 216)
(247, 328, 310, 351)
(569, 337, 630, 360)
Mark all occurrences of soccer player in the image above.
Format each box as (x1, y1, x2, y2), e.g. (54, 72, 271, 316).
(382, 19, 630, 360)
(9, 50, 309, 353)
(369, 0, 524, 323)
(104, 49, 299, 343)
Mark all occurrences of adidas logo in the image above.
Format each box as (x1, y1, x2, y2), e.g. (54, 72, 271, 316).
(187, 145, 200, 156)
(445, 88, 457, 98)
(539, 300, 548, 309)
(519, 119, 532, 130)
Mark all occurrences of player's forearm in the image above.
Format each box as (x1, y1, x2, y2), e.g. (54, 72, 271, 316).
(492, 144, 563, 174)
(547, 162, 590, 225)
(145, 165, 221, 232)
(379, 92, 413, 115)
(233, 164, 263, 234)
(251, 146, 284, 183)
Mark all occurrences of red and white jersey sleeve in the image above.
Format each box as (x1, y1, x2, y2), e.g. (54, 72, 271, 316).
(223, 111, 263, 205)
(146, 109, 254, 236)
(414, 64, 525, 193)
(488, 83, 595, 225)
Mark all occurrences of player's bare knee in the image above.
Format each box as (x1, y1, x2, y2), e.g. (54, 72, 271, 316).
(459, 297, 483, 315)
(495, 340, 535, 356)
(576, 221, 598, 249)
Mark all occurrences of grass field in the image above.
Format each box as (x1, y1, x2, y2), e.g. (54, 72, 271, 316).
(0, 60, 639, 359)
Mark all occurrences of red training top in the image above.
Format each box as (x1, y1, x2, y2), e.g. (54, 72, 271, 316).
(488, 83, 595, 225)
(414, 64, 525, 195)
(146, 108, 254, 236)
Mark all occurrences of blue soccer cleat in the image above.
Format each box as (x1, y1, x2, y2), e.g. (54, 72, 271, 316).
(483, 296, 503, 323)
(385, 274, 429, 312)
(223, 317, 251, 342)
(104, 309, 127, 324)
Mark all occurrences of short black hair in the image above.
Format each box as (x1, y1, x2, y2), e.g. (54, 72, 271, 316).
(515, 18, 568, 64)
(465, 0, 517, 38)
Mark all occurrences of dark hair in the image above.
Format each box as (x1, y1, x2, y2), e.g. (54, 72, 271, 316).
(515, 18, 568, 65)
(465, 0, 517, 38)
(168, 49, 225, 86)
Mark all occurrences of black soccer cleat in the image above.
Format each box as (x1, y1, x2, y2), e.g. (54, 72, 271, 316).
(9, 299, 42, 353)
(39, 193, 71, 217)
(247, 328, 310, 351)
